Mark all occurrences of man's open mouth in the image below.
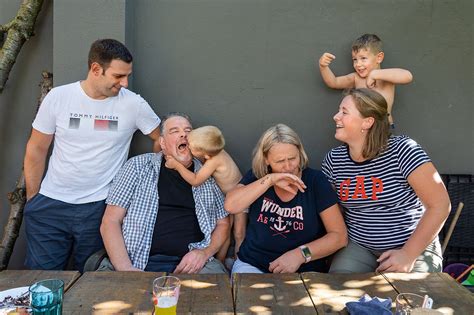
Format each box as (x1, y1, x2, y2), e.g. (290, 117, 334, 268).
(177, 143, 188, 151)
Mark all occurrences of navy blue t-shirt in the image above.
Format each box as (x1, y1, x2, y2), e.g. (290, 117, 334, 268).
(237, 168, 338, 273)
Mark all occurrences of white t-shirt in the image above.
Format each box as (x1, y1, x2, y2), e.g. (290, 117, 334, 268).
(32, 81, 160, 204)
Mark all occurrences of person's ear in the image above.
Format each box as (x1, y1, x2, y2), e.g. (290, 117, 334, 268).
(204, 154, 211, 160)
(376, 52, 384, 64)
(90, 62, 103, 76)
(363, 117, 375, 130)
(159, 136, 165, 150)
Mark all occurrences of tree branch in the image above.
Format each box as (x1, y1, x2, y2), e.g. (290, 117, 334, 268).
(0, 0, 45, 93)
(0, 71, 52, 271)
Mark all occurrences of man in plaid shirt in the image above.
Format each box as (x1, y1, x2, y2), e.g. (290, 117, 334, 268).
(100, 113, 230, 273)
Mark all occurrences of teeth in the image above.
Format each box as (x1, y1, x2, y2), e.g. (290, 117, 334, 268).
(336, 124, 343, 128)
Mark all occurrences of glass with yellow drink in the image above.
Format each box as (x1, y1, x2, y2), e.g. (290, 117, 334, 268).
(153, 276, 180, 315)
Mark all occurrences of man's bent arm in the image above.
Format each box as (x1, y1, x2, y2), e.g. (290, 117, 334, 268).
(24, 129, 53, 200)
(100, 204, 140, 271)
(148, 127, 161, 152)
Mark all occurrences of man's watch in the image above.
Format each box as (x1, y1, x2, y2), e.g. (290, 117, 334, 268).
(299, 245, 312, 263)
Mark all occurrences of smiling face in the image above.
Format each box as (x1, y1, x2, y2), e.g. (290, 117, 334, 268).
(352, 48, 383, 78)
(265, 143, 301, 177)
(92, 59, 132, 98)
(159, 116, 193, 167)
(333, 95, 374, 145)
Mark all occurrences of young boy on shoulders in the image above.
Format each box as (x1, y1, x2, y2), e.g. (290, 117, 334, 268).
(319, 34, 413, 128)
(165, 126, 246, 265)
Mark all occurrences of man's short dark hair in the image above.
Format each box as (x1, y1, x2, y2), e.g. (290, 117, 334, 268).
(88, 39, 133, 71)
(159, 112, 192, 134)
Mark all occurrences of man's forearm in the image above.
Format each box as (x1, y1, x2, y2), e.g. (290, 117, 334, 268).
(202, 217, 230, 259)
(101, 220, 135, 270)
(24, 147, 48, 199)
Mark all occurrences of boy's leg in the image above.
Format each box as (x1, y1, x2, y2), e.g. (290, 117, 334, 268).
(329, 240, 378, 273)
(24, 194, 73, 270)
(215, 214, 233, 262)
(71, 200, 106, 273)
(411, 238, 443, 272)
(232, 212, 247, 255)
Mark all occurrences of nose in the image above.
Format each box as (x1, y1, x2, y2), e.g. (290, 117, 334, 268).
(333, 111, 341, 122)
(282, 160, 291, 172)
(120, 77, 128, 88)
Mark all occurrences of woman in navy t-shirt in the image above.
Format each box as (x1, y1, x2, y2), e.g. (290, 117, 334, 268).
(225, 124, 347, 273)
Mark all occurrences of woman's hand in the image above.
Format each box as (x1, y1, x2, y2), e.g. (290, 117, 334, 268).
(269, 248, 305, 273)
(376, 248, 416, 272)
(269, 173, 306, 194)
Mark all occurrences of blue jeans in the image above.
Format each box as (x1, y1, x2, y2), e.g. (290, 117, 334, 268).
(24, 193, 105, 272)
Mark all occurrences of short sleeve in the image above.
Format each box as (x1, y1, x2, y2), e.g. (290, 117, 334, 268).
(240, 169, 257, 185)
(106, 157, 140, 209)
(135, 95, 160, 135)
(32, 88, 58, 134)
(321, 152, 335, 185)
(397, 137, 431, 179)
(313, 170, 338, 214)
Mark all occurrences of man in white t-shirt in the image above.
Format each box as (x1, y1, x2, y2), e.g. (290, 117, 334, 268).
(23, 39, 161, 272)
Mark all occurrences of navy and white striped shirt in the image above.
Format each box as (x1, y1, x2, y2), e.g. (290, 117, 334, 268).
(321, 135, 431, 251)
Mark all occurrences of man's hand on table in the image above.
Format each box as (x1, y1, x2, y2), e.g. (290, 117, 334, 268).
(174, 249, 208, 274)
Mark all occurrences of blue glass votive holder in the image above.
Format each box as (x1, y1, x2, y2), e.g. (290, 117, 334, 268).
(29, 279, 64, 315)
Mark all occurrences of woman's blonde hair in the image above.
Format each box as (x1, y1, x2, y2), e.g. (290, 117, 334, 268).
(252, 124, 309, 178)
(344, 88, 390, 159)
(187, 126, 225, 156)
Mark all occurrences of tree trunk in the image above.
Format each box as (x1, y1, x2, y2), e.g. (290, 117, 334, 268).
(0, 0, 45, 93)
(0, 71, 52, 270)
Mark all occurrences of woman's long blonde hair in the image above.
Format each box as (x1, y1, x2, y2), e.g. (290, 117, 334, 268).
(252, 124, 309, 178)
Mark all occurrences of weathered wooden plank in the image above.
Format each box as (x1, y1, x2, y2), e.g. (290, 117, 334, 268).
(63, 271, 164, 314)
(233, 273, 316, 314)
(302, 272, 398, 314)
(0, 270, 80, 292)
(382, 272, 474, 315)
(169, 273, 233, 315)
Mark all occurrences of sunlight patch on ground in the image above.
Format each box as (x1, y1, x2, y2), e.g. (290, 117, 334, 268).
(180, 279, 216, 289)
(434, 307, 454, 315)
(343, 279, 374, 287)
(92, 300, 132, 313)
(259, 294, 274, 301)
(250, 283, 274, 288)
(284, 280, 303, 285)
(289, 296, 314, 307)
(249, 305, 271, 313)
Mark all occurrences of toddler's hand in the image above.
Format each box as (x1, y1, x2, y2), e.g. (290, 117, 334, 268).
(165, 155, 178, 169)
(319, 52, 336, 67)
(366, 71, 377, 88)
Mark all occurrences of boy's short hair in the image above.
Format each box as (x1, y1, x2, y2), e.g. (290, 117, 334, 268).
(188, 126, 225, 156)
(88, 39, 133, 72)
(352, 34, 382, 54)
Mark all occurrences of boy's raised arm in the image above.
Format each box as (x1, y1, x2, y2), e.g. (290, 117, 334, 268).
(166, 155, 217, 186)
(319, 52, 355, 89)
(367, 68, 413, 86)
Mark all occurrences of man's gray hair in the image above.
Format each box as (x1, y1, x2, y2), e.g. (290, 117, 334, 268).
(158, 112, 192, 134)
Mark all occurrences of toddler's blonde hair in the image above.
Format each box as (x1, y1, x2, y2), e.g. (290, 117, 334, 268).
(188, 126, 225, 156)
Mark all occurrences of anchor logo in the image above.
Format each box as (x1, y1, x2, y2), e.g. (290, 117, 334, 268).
(270, 217, 290, 238)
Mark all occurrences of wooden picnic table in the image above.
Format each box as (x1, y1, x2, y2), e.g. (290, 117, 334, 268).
(0, 270, 472, 314)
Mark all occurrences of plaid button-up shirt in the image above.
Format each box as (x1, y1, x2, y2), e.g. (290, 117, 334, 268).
(106, 152, 228, 270)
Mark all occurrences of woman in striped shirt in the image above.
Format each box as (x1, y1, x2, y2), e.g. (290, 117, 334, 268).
(322, 88, 450, 273)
